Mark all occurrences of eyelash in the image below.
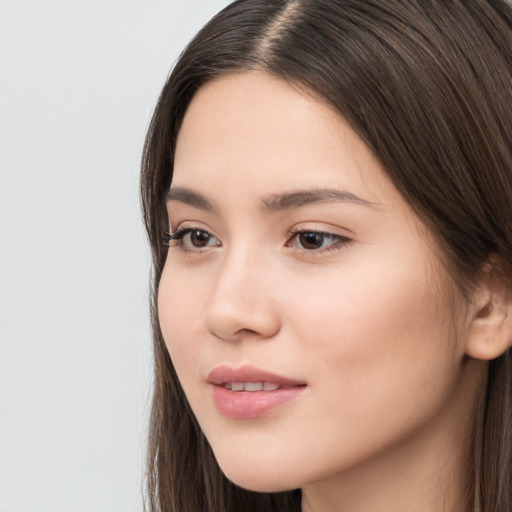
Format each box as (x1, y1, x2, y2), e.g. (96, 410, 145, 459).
(165, 227, 352, 255)
(287, 228, 351, 255)
(165, 228, 220, 252)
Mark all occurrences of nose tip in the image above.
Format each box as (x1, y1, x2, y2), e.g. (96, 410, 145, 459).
(202, 262, 281, 342)
(204, 306, 280, 342)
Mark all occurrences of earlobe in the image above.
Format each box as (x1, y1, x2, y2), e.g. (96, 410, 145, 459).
(465, 259, 512, 361)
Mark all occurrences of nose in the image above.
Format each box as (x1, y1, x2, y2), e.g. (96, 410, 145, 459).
(203, 250, 281, 342)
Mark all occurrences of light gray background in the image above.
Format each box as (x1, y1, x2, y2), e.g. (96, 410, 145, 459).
(0, 1, 230, 511)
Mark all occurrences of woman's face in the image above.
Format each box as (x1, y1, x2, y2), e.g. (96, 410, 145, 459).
(158, 72, 476, 494)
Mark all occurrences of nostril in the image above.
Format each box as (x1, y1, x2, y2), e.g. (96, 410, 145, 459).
(208, 326, 264, 342)
(203, 302, 281, 342)
(236, 328, 260, 338)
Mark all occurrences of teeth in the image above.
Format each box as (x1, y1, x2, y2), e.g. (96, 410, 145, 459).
(223, 382, 281, 392)
(244, 382, 263, 391)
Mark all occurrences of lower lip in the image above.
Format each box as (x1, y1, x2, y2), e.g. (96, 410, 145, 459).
(210, 385, 306, 419)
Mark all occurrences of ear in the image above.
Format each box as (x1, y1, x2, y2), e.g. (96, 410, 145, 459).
(465, 256, 512, 361)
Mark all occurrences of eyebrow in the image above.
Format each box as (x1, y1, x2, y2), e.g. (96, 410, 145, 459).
(261, 189, 375, 211)
(165, 187, 215, 212)
(165, 186, 375, 213)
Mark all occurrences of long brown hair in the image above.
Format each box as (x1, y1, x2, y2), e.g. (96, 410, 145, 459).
(140, 1, 512, 510)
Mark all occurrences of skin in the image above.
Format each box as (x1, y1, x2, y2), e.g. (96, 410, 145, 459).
(158, 72, 489, 512)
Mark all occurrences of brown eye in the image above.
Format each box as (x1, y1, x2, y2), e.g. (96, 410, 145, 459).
(189, 230, 211, 247)
(168, 228, 220, 251)
(298, 232, 324, 250)
(289, 230, 351, 253)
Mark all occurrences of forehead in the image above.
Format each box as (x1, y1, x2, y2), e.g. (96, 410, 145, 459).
(173, 72, 402, 212)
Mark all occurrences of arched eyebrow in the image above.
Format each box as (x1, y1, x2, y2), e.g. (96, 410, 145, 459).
(166, 187, 215, 212)
(165, 187, 376, 212)
(261, 189, 376, 211)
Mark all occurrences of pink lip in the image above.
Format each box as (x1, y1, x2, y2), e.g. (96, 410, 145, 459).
(207, 365, 307, 420)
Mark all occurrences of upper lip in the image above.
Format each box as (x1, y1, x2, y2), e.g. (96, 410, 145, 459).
(207, 364, 306, 386)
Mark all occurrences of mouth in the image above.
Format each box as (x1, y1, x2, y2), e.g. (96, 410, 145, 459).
(207, 365, 307, 419)
(207, 364, 306, 387)
(221, 381, 293, 391)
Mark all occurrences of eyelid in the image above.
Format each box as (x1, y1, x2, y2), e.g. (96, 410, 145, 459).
(287, 223, 352, 241)
(167, 219, 216, 238)
(286, 227, 352, 255)
(166, 225, 221, 252)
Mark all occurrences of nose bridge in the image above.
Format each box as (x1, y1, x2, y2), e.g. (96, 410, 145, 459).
(203, 242, 280, 341)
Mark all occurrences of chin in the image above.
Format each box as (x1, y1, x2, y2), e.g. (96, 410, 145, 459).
(215, 455, 302, 493)
(225, 472, 297, 494)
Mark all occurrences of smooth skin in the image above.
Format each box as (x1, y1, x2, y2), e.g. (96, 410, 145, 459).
(158, 72, 511, 512)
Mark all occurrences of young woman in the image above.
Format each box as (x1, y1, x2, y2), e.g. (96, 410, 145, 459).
(140, 1, 512, 511)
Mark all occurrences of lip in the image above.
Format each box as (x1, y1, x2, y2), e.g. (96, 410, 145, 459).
(207, 364, 307, 419)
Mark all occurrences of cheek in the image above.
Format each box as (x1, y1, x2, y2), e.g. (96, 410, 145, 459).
(259, 258, 461, 482)
(157, 264, 205, 377)
(283, 255, 457, 418)
(286, 257, 438, 346)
